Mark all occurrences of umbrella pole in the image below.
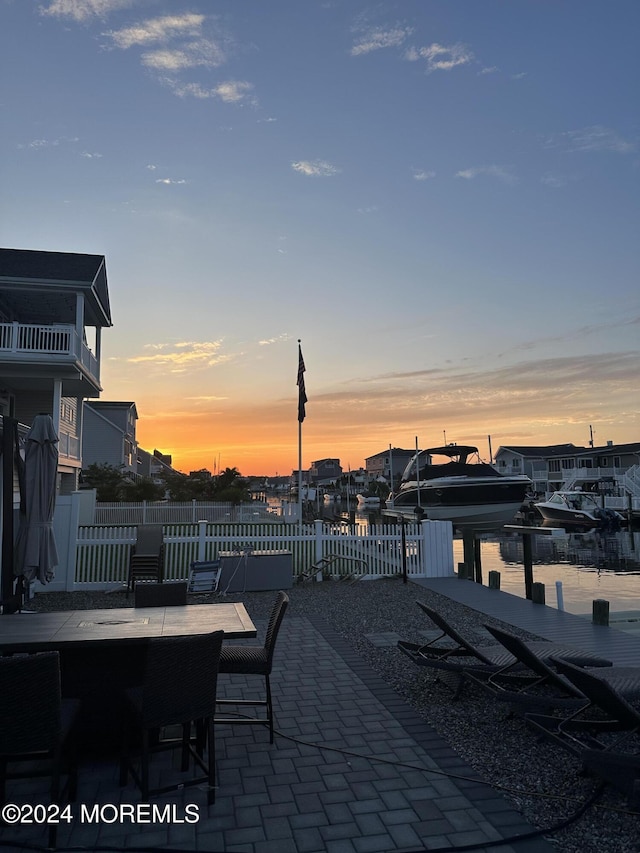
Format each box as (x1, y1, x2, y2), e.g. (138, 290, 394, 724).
(1, 415, 18, 613)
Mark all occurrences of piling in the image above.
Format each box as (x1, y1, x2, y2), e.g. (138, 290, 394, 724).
(592, 599, 610, 626)
(488, 570, 501, 590)
(555, 581, 564, 611)
(532, 582, 546, 605)
(522, 532, 533, 600)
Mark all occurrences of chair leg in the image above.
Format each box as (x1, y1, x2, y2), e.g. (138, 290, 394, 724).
(207, 716, 216, 806)
(265, 675, 274, 744)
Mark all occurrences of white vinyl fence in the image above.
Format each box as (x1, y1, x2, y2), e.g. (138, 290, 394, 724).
(94, 500, 281, 525)
(64, 517, 453, 590)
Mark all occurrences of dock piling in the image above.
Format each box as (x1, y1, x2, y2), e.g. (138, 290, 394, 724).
(593, 599, 610, 626)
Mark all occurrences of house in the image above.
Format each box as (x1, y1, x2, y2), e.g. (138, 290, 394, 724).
(139, 448, 179, 483)
(308, 458, 342, 484)
(82, 401, 139, 478)
(0, 247, 112, 493)
(365, 448, 415, 489)
(495, 442, 640, 497)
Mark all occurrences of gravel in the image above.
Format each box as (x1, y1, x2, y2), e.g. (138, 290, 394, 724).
(31, 579, 639, 852)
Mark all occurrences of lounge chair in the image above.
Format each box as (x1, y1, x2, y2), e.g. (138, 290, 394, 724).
(397, 601, 612, 697)
(525, 658, 640, 808)
(463, 623, 615, 711)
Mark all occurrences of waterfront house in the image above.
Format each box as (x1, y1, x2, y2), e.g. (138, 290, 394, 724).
(0, 247, 112, 494)
(495, 442, 640, 498)
(365, 448, 416, 490)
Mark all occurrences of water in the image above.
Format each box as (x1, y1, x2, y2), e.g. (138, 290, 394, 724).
(270, 496, 640, 615)
(461, 529, 640, 615)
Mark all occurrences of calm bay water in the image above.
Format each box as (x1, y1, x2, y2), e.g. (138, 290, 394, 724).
(453, 530, 640, 615)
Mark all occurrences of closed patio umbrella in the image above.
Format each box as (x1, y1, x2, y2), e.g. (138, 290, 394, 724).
(14, 414, 59, 584)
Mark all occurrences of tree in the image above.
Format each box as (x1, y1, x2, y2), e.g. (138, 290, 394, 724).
(120, 477, 165, 502)
(81, 463, 126, 501)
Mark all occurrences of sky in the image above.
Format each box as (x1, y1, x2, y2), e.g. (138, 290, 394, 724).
(1, 0, 638, 476)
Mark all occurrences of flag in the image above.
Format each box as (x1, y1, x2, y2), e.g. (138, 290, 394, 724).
(297, 343, 307, 423)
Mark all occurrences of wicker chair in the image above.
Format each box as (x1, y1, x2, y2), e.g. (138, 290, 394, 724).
(0, 652, 79, 849)
(216, 591, 289, 743)
(127, 525, 165, 592)
(119, 631, 224, 806)
(134, 581, 188, 608)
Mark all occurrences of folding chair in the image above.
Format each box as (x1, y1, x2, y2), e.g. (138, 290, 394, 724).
(188, 560, 222, 594)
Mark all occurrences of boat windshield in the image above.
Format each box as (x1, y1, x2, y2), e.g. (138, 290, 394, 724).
(549, 492, 599, 510)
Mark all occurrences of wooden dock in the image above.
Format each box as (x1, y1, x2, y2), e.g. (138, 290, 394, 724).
(416, 575, 640, 667)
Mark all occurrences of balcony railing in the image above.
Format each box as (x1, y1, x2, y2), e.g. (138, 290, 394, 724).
(0, 322, 98, 382)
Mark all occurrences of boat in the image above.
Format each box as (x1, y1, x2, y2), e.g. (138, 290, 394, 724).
(534, 490, 624, 529)
(386, 444, 531, 531)
(356, 493, 381, 507)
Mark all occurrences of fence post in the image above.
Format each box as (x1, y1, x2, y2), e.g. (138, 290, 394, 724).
(192, 500, 197, 523)
(64, 492, 81, 591)
(314, 518, 323, 566)
(197, 520, 208, 562)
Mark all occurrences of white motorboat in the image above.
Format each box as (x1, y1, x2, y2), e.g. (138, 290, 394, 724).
(534, 490, 624, 529)
(386, 445, 531, 531)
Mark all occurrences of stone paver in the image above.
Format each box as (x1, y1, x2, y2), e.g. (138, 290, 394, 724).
(0, 615, 555, 852)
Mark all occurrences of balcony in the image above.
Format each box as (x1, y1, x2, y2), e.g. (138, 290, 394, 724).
(0, 322, 100, 395)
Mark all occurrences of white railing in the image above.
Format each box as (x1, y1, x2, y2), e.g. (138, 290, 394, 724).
(58, 428, 81, 461)
(0, 322, 98, 381)
(70, 518, 454, 589)
(94, 500, 279, 525)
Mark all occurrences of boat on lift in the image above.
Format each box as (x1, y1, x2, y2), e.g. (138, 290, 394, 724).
(386, 444, 531, 531)
(534, 490, 624, 529)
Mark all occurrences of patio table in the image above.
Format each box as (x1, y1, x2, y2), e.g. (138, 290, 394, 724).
(0, 603, 257, 752)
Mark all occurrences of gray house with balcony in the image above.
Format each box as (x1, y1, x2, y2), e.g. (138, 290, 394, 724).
(0, 247, 112, 493)
(495, 442, 640, 498)
(82, 401, 139, 478)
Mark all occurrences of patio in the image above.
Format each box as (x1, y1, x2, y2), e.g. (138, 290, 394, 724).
(1, 602, 552, 853)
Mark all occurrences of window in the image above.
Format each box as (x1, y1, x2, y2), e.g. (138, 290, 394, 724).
(578, 458, 593, 468)
(561, 458, 573, 469)
(548, 460, 561, 473)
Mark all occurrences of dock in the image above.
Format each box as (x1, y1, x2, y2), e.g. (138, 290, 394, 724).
(416, 575, 640, 666)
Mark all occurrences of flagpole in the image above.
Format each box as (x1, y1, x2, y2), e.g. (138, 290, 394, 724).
(296, 340, 307, 533)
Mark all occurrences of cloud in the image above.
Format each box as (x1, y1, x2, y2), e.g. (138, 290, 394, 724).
(350, 25, 413, 56)
(412, 169, 436, 181)
(19, 136, 80, 150)
(108, 14, 206, 49)
(127, 341, 232, 373)
(258, 334, 290, 346)
(164, 79, 255, 104)
(39, 0, 135, 21)
(455, 165, 518, 185)
(142, 39, 225, 71)
(405, 42, 474, 72)
(155, 178, 187, 185)
(291, 160, 340, 177)
(560, 125, 636, 154)
(80, 151, 102, 158)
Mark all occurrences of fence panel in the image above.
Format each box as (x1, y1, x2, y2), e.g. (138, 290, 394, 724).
(70, 520, 452, 589)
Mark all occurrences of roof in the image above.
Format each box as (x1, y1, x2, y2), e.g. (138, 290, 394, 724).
(0, 247, 112, 327)
(86, 401, 138, 418)
(498, 444, 583, 458)
(365, 448, 415, 462)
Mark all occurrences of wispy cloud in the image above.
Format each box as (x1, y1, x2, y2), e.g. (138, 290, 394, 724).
(80, 151, 102, 159)
(546, 125, 636, 154)
(18, 136, 79, 150)
(405, 42, 474, 72)
(155, 178, 187, 185)
(142, 40, 226, 71)
(291, 160, 340, 177)
(350, 25, 413, 57)
(107, 14, 206, 49)
(127, 341, 232, 373)
(412, 169, 436, 181)
(40, 0, 135, 21)
(455, 165, 518, 185)
(163, 80, 255, 104)
(258, 334, 290, 346)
